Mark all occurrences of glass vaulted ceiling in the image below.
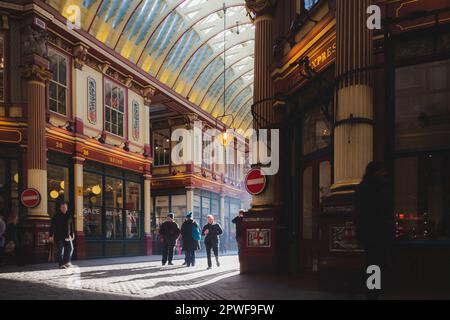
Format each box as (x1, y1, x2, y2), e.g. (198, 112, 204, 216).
(49, 0, 255, 131)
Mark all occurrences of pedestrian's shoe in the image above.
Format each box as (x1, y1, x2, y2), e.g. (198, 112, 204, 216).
(216, 258, 220, 267)
(168, 262, 174, 265)
(59, 265, 67, 269)
(182, 262, 187, 266)
(162, 262, 166, 266)
(207, 266, 212, 270)
(65, 262, 72, 268)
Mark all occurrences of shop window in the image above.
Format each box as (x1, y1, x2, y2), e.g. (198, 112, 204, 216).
(302, 106, 331, 155)
(395, 59, 450, 151)
(0, 34, 4, 102)
(125, 181, 141, 239)
(193, 192, 201, 222)
(83, 172, 103, 238)
(105, 177, 123, 239)
(154, 196, 169, 230)
(171, 194, 187, 227)
(394, 154, 450, 241)
(104, 80, 125, 136)
(47, 164, 70, 217)
(153, 129, 170, 166)
(203, 134, 212, 170)
(48, 49, 68, 116)
(305, 0, 320, 10)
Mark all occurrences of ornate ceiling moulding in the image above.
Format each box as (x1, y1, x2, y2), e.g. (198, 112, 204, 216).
(245, 0, 277, 18)
(142, 86, 157, 107)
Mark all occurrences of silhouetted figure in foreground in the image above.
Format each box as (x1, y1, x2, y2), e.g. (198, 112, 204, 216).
(355, 161, 391, 299)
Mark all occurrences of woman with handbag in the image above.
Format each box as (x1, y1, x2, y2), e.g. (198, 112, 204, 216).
(180, 212, 201, 267)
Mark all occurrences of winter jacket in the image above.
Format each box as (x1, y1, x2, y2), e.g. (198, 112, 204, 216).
(159, 221, 180, 246)
(50, 212, 75, 242)
(180, 219, 200, 251)
(202, 223, 223, 246)
(232, 216, 244, 239)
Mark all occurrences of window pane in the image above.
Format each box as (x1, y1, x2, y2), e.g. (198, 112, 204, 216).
(105, 177, 123, 208)
(302, 106, 331, 155)
(58, 85, 67, 115)
(395, 59, 450, 150)
(105, 208, 123, 239)
(155, 196, 169, 229)
(105, 82, 111, 107)
(0, 35, 4, 102)
(83, 206, 102, 238)
(47, 164, 70, 217)
(59, 56, 67, 85)
(126, 210, 141, 239)
(83, 172, 103, 206)
(172, 194, 186, 227)
(125, 181, 141, 211)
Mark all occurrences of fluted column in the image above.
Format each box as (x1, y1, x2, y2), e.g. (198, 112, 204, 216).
(144, 174, 152, 255)
(21, 63, 52, 219)
(332, 0, 374, 192)
(253, 11, 275, 128)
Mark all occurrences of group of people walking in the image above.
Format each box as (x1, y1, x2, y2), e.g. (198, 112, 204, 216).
(160, 211, 235, 269)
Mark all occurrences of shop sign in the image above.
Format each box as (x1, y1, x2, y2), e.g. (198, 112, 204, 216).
(132, 100, 140, 141)
(87, 77, 97, 124)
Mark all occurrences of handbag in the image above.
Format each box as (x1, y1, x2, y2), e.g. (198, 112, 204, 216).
(192, 225, 201, 241)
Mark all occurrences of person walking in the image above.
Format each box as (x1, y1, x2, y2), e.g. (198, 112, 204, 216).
(355, 161, 391, 299)
(180, 212, 200, 267)
(202, 215, 223, 270)
(232, 209, 245, 254)
(159, 213, 180, 266)
(49, 202, 75, 269)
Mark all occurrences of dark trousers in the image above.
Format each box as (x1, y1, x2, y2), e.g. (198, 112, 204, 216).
(162, 243, 174, 264)
(185, 249, 196, 266)
(56, 240, 73, 266)
(206, 242, 219, 267)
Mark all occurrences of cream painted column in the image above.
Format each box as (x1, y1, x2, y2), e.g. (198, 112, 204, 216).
(21, 63, 52, 219)
(73, 157, 84, 232)
(144, 174, 152, 235)
(332, 0, 374, 192)
(186, 187, 194, 213)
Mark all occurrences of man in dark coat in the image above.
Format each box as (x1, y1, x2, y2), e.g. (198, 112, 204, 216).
(232, 209, 245, 253)
(180, 212, 200, 267)
(159, 213, 180, 266)
(202, 215, 223, 269)
(355, 161, 391, 298)
(49, 202, 75, 269)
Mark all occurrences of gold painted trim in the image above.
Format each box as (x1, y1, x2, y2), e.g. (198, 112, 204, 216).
(0, 128, 22, 143)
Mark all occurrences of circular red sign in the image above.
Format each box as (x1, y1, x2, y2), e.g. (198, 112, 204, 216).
(245, 168, 267, 195)
(21, 188, 41, 208)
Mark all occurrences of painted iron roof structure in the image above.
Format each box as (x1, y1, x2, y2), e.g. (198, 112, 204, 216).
(48, 0, 255, 130)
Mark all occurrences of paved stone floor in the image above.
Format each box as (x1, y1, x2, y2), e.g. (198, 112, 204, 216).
(1, 254, 449, 300)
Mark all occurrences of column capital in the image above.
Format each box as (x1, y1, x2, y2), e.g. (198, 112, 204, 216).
(20, 63, 52, 83)
(245, 0, 277, 18)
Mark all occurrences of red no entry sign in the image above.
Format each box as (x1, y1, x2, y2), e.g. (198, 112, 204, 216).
(245, 168, 267, 195)
(21, 188, 41, 208)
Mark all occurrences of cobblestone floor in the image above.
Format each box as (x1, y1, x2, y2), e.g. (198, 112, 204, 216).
(1, 254, 449, 300)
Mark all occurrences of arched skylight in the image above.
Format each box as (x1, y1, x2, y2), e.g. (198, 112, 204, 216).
(49, 0, 255, 130)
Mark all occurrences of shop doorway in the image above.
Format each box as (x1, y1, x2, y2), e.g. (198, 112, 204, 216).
(299, 157, 331, 274)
